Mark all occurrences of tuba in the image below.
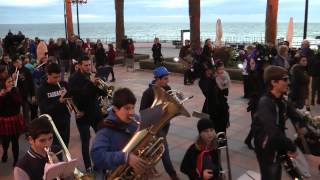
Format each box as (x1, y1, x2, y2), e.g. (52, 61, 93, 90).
(40, 114, 94, 180)
(107, 86, 192, 180)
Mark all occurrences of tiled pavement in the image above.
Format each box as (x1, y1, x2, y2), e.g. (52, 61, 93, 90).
(1, 64, 320, 180)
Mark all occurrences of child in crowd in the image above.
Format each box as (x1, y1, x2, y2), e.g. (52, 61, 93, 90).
(181, 118, 221, 180)
(14, 116, 59, 180)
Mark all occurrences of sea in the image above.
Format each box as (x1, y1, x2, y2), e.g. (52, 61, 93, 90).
(0, 22, 319, 48)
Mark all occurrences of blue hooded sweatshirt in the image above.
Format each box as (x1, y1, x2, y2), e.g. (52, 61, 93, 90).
(91, 109, 138, 171)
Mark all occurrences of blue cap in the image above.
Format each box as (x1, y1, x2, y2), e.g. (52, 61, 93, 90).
(154, 66, 170, 78)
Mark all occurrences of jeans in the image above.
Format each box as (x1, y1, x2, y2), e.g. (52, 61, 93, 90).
(22, 101, 31, 127)
(52, 118, 70, 161)
(76, 118, 98, 169)
(255, 146, 282, 180)
(161, 138, 177, 177)
(159, 124, 177, 177)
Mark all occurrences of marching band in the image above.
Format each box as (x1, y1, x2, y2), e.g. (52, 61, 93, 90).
(0, 36, 319, 180)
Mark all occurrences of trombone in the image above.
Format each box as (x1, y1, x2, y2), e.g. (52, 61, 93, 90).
(40, 114, 94, 180)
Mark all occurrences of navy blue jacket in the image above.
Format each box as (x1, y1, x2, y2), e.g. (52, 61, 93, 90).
(91, 110, 138, 170)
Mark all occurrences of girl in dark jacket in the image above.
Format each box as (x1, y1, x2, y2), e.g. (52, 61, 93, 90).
(181, 118, 221, 180)
(289, 56, 309, 109)
(0, 75, 25, 166)
(106, 43, 116, 82)
(201, 39, 214, 65)
(95, 42, 107, 79)
(244, 58, 265, 149)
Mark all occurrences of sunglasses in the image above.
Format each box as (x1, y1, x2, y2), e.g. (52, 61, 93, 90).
(280, 77, 289, 82)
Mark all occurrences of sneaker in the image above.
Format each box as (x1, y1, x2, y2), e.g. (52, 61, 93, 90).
(110, 79, 116, 82)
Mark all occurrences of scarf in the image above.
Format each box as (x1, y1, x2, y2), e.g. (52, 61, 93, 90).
(196, 143, 212, 178)
(215, 71, 231, 90)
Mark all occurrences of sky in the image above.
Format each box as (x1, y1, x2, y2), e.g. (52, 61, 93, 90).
(0, 0, 319, 24)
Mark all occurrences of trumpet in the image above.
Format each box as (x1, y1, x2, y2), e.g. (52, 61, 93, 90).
(57, 82, 83, 118)
(40, 114, 94, 180)
(90, 73, 114, 97)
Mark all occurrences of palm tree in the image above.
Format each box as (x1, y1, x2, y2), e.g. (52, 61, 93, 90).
(265, 0, 279, 44)
(115, 0, 125, 51)
(189, 0, 201, 52)
(65, 0, 74, 40)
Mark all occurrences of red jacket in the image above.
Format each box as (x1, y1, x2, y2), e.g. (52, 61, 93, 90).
(107, 49, 116, 66)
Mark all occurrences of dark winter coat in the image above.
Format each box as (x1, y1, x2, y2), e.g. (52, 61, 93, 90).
(199, 76, 229, 133)
(289, 64, 309, 108)
(253, 93, 306, 163)
(180, 143, 220, 180)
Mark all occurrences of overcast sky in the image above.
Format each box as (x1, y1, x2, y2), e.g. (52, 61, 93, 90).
(0, 0, 319, 24)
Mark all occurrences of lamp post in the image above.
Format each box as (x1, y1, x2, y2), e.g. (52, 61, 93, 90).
(303, 0, 309, 39)
(71, 0, 87, 38)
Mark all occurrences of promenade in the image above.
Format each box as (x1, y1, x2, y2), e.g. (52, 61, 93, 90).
(1, 60, 320, 180)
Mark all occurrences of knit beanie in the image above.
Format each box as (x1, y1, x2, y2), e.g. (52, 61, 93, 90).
(197, 118, 214, 133)
(263, 65, 288, 84)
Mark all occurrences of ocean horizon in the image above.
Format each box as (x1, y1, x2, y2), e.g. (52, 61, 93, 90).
(1, 22, 319, 47)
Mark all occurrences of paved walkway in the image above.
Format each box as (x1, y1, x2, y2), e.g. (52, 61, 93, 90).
(1, 65, 320, 180)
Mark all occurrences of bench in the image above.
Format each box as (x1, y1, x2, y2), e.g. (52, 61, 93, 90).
(172, 40, 182, 49)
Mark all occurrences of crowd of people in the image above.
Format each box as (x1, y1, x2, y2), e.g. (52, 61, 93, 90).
(0, 29, 320, 180)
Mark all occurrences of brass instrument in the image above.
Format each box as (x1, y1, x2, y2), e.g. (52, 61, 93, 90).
(96, 78, 115, 98)
(57, 82, 83, 118)
(95, 78, 114, 115)
(44, 147, 61, 180)
(40, 114, 94, 180)
(107, 86, 192, 180)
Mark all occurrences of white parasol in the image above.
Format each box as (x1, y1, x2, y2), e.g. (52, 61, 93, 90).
(215, 18, 223, 47)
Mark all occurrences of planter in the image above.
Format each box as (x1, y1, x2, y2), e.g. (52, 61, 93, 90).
(139, 59, 243, 81)
(114, 54, 150, 64)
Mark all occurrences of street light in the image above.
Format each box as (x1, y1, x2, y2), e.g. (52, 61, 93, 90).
(303, 0, 309, 39)
(71, 0, 88, 38)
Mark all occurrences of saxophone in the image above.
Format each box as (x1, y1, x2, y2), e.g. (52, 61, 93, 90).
(107, 86, 192, 180)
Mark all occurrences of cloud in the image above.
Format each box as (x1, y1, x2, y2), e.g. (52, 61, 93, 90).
(0, 0, 59, 7)
(127, 0, 227, 9)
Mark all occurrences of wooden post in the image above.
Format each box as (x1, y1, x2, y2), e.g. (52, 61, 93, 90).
(189, 0, 201, 52)
(265, 0, 279, 45)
